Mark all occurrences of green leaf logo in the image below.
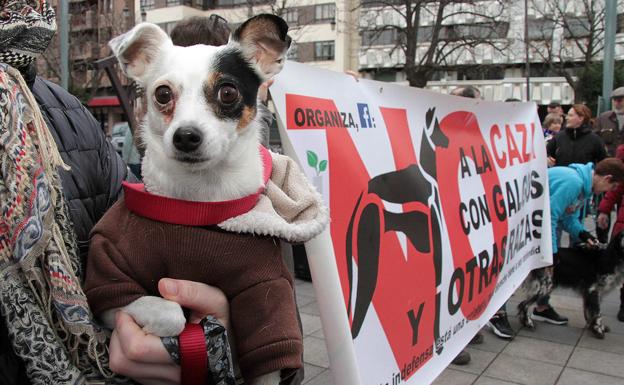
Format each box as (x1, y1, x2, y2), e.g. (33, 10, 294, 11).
(306, 149, 327, 176)
(307, 150, 318, 168)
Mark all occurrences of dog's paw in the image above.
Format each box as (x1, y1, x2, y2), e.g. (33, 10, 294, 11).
(591, 323, 606, 339)
(518, 311, 534, 329)
(123, 296, 186, 337)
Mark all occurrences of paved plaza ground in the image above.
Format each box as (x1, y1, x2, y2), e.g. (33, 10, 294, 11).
(296, 278, 624, 385)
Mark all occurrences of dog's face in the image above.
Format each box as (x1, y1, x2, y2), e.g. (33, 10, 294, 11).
(110, 15, 290, 168)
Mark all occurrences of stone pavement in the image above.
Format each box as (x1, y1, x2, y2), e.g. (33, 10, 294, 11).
(296, 278, 624, 385)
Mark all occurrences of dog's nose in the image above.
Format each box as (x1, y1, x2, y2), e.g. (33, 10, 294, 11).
(173, 127, 203, 152)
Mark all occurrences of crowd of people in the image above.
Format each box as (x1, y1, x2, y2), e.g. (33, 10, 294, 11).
(1, 0, 624, 383)
(447, 85, 624, 366)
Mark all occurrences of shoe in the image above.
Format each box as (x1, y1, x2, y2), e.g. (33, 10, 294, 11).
(531, 306, 568, 325)
(469, 331, 484, 345)
(618, 306, 624, 322)
(488, 313, 514, 339)
(451, 350, 471, 365)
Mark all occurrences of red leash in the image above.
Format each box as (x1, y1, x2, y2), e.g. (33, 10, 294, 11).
(179, 323, 208, 385)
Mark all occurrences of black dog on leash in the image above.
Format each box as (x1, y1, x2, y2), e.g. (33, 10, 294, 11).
(518, 231, 624, 338)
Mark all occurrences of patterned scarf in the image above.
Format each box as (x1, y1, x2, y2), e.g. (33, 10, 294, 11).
(0, 64, 120, 384)
(0, 0, 56, 68)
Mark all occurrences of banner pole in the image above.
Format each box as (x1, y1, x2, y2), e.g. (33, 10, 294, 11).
(276, 113, 362, 385)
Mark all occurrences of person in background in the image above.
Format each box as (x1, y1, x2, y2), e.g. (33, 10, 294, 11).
(547, 104, 606, 167)
(593, 90, 624, 243)
(533, 158, 624, 328)
(593, 87, 624, 157)
(547, 101, 566, 130)
(450, 85, 482, 99)
(122, 124, 142, 179)
(596, 144, 624, 322)
(543, 113, 563, 145)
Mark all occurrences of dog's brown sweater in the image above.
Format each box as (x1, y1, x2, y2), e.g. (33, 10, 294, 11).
(84, 199, 302, 380)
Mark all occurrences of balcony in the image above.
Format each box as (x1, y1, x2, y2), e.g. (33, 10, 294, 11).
(71, 10, 95, 31)
(71, 41, 96, 61)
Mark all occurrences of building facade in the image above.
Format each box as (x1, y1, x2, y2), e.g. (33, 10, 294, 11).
(41, 0, 623, 131)
(357, 1, 624, 107)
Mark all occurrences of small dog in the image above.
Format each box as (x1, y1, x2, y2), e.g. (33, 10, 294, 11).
(86, 15, 304, 385)
(518, 232, 624, 339)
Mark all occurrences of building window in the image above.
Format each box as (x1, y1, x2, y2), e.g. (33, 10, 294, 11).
(315, 3, 335, 23)
(166, 0, 181, 5)
(361, 29, 400, 46)
(140, 0, 154, 10)
(218, 0, 248, 6)
(283, 8, 298, 25)
(527, 18, 555, 40)
(373, 70, 396, 82)
(314, 40, 334, 61)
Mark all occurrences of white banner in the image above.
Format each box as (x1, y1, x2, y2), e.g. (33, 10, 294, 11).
(271, 62, 553, 385)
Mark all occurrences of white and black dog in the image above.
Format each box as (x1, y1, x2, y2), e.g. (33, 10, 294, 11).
(98, 14, 292, 385)
(518, 232, 624, 338)
(110, 16, 289, 203)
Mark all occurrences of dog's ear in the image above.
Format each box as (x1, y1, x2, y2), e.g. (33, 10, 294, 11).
(109, 23, 172, 83)
(231, 14, 291, 79)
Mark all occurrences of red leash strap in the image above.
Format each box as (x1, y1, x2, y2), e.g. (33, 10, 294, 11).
(179, 323, 207, 385)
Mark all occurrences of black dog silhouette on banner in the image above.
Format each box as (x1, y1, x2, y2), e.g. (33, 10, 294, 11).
(346, 108, 449, 353)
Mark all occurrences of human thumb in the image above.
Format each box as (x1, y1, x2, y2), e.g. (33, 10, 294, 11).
(158, 278, 230, 326)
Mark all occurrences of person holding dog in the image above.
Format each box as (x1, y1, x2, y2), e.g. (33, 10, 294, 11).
(0, 4, 238, 385)
(534, 158, 624, 325)
(105, 15, 310, 385)
(0, 0, 130, 382)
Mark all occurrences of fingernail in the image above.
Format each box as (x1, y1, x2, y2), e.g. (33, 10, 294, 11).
(162, 279, 178, 296)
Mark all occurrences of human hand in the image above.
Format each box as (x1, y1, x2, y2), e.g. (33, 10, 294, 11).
(597, 213, 609, 229)
(108, 279, 230, 384)
(578, 230, 598, 248)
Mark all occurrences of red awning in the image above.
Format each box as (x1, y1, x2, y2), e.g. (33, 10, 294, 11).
(88, 96, 120, 107)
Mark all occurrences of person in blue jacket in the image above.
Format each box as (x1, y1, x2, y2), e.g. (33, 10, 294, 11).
(532, 158, 624, 325)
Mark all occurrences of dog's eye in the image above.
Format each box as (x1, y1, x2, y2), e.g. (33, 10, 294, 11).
(218, 84, 239, 105)
(155, 85, 173, 104)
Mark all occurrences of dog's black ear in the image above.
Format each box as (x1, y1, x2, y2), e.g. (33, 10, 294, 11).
(109, 23, 172, 83)
(231, 14, 291, 79)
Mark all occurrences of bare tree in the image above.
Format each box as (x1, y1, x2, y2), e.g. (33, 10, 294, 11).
(358, 0, 509, 87)
(527, 0, 606, 102)
(39, 0, 131, 100)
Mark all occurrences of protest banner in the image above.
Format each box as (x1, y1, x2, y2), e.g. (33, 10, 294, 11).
(270, 62, 553, 385)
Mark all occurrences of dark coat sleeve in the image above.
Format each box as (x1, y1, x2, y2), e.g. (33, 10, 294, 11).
(593, 134, 607, 163)
(31, 77, 127, 261)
